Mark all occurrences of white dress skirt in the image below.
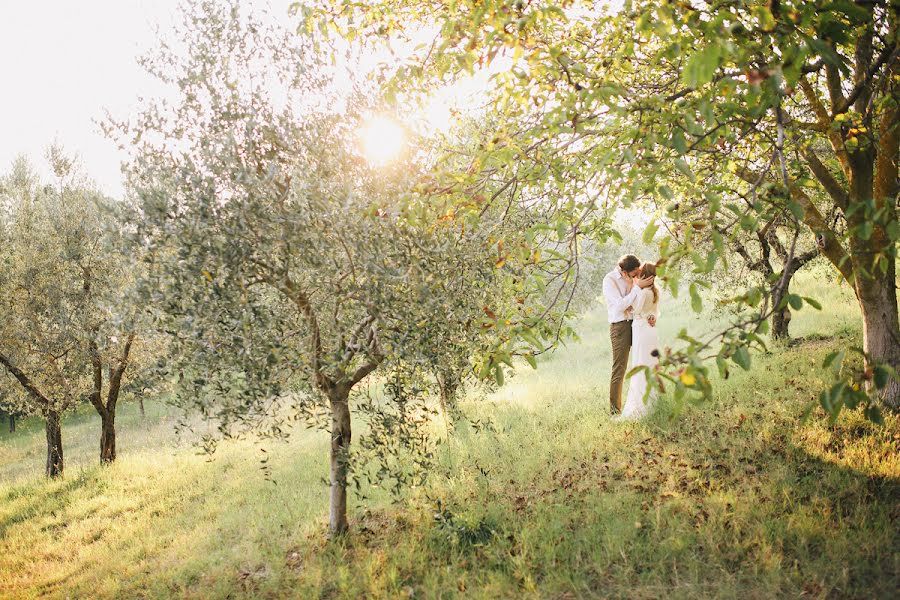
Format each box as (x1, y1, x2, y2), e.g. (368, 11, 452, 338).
(620, 288, 660, 419)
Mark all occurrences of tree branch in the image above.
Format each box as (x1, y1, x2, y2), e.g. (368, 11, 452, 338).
(735, 167, 854, 284)
(836, 43, 898, 116)
(801, 147, 850, 211)
(799, 77, 854, 180)
(107, 331, 136, 412)
(281, 275, 327, 390)
(789, 186, 855, 284)
(0, 352, 52, 407)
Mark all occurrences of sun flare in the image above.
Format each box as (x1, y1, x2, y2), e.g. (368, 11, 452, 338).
(360, 116, 405, 166)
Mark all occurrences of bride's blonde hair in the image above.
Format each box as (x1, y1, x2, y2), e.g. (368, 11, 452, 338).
(640, 261, 659, 303)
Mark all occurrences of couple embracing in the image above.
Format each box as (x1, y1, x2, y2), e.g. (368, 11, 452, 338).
(602, 255, 661, 420)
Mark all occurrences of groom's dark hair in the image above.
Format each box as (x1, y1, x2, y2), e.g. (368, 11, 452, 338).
(618, 254, 641, 272)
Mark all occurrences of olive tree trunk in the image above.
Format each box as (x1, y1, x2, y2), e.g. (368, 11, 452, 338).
(45, 410, 63, 477)
(89, 332, 134, 465)
(329, 390, 352, 535)
(100, 411, 116, 463)
(8, 414, 15, 433)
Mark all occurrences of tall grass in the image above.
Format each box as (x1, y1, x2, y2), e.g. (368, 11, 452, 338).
(0, 272, 895, 599)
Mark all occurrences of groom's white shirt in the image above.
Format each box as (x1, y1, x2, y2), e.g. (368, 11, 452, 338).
(602, 266, 640, 323)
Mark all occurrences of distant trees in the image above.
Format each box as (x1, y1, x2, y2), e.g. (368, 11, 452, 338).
(0, 150, 149, 474)
(0, 398, 19, 433)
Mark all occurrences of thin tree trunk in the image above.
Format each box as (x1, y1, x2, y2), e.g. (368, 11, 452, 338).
(100, 411, 116, 463)
(329, 390, 352, 535)
(8, 414, 14, 433)
(771, 279, 792, 341)
(857, 266, 900, 409)
(139, 397, 145, 418)
(436, 369, 460, 414)
(45, 410, 63, 477)
(90, 331, 133, 465)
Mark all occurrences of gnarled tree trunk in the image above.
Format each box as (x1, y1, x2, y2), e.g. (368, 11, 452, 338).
(100, 411, 116, 463)
(45, 410, 63, 477)
(772, 306, 792, 341)
(328, 389, 352, 535)
(857, 267, 900, 409)
(771, 277, 794, 342)
(88, 331, 134, 465)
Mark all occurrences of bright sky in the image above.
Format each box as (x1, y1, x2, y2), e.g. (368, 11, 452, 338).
(0, 2, 620, 201)
(0, 1, 494, 198)
(0, 0, 299, 198)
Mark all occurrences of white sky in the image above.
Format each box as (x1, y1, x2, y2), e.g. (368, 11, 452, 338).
(0, 0, 296, 198)
(0, 2, 619, 200)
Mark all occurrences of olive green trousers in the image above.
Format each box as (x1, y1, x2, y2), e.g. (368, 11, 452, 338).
(609, 320, 633, 413)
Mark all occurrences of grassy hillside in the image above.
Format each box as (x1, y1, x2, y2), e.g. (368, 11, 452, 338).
(1, 274, 897, 599)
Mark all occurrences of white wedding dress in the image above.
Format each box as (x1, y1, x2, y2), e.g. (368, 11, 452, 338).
(620, 288, 660, 419)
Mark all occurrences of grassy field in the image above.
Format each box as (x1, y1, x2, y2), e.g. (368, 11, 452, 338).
(1, 273, 897, 599)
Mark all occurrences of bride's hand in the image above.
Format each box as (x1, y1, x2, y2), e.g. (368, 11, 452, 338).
(648, 315, 657, 327)
(636, 275, 655, 289)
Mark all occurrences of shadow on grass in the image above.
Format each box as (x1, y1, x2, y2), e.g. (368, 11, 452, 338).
(0, 469, 105, 537)
(296, 333, 898, 598)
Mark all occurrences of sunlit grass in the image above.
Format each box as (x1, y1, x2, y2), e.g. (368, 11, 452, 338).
(0, 273, 896, 598)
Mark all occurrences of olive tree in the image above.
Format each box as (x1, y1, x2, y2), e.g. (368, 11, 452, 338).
(117, 0, 540, 534)
(0, 151, 146, 473)
(0, 396, 20, 433)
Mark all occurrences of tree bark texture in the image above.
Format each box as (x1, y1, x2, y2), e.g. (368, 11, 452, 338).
(45, 410, 63, 477)
(329, 391, 352, 535)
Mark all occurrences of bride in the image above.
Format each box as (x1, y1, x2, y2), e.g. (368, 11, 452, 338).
(620, 261, 660, 419)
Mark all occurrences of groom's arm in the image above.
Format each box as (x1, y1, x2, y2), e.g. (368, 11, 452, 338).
(602, 274, 639, 313)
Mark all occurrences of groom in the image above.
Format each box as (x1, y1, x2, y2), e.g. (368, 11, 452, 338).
(602, 254, 656, 414)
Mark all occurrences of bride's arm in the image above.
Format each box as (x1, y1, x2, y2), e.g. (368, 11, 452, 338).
(632, 288, 649, 315)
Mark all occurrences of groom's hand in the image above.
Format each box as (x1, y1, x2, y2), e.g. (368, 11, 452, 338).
(648, 315, 657, 327)
(636, 276, 655, 289)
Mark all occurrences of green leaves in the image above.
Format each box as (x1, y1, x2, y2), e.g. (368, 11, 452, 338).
(873, 364, 897, 391)
(674, 158, 696, 182)
(658, 185, 675, 201)
(689, 282, 702, 313)
(494, 365, 505, 386)
(802, 297, 822, 310)
(815, 348, 893, 424)
(642, 220, 659, 244)
(823, 350, 845, 374)
(732, 346, 752, 371)
(682, 43, 722, 88)
(752, 6, 776, 32)
(670, 129, 688, 154)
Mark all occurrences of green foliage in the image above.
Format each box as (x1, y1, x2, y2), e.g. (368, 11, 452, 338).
(429, 500, 498, 554)
(311, 0, 900, 417)
(352, 365, 440, 499)
(0, 152, 150, 422)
